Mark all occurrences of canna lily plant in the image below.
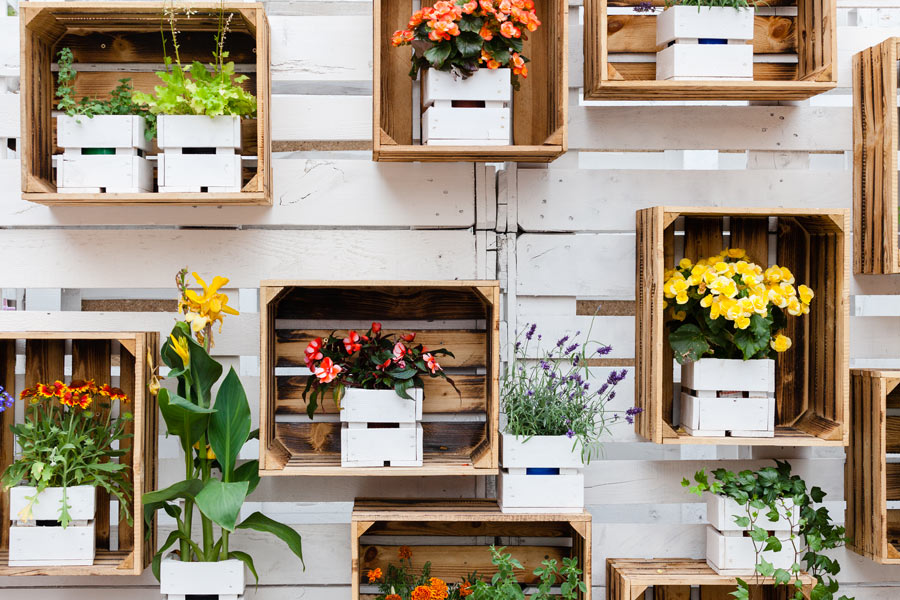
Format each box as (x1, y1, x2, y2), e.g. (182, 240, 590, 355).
(143, 269, 303, 580)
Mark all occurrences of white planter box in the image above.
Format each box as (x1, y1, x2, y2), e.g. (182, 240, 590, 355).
(500, 433, 583, 470)
(339, 388, 424, 467)
(422, 68, 511, 146)
(655, 6, 754, 81)
(160, 555, 246, 600)
(156, 115, 243, 193)
(57, 115, 151, 152)
(682, 358, 775, 395)
(707, 494, 798, 532)
(340, 387, 423, 423)
(8, 485, 96, 567)
(706, 526, 797, 576)
(499, 433, 584, 513)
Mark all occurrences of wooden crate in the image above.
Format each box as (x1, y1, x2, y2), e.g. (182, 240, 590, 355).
(373, 0, 567, 162)
(853, 38, 900, 274)
(606, 558, 815, 600)
(352, 499, 592, 600)
(0, 331, 158, 575)
(846, 369, 900, 564)
(258, 281, 500, 476)
(634, 207, 849, 446)
(583, 0, 837, 101)
(19, 1, 271, 206)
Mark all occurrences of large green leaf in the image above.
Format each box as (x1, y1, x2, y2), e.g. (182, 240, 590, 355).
(142, 478, 203, 530)
(237, 511, 305, 568)
(234, 460, 261, 497)
(195, 479, 249, 532)
(733, 320, 770, 360)
(208, 367, 252, 479)
(158, 388, 215, 453)
(228, 550, 260, 583)
(186, 335, 223, 406)
(455, 32, 483, 58)
(668, 323, 710, 364)
(424, 42, 452, 68)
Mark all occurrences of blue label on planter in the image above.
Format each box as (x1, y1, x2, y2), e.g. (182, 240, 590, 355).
(699, 38, 727, 45)
(526, 467, 560, 475)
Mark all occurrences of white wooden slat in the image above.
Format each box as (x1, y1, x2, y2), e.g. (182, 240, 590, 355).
(272, 94, 370, 140)
(0, 92, 18, 137)
(0, 15, 17, 78)
(852, 295, 900, 316)
(270, 16, 371, 82)
(0, 229, 478, 287)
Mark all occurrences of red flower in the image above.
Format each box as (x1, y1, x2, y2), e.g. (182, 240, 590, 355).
(314, 357, 342, 384)
(371, 322, 382, 334)
(401, 332, 416, 343)
(376, 358, 392, 371)
(423, 353, 442, 374)
(393, 342, 407, 360)
(343, 331, 362, 354)
(305, 337, 324, 368)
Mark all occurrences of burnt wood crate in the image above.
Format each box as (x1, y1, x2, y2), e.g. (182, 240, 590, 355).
(353, 499, 592, 600)
(19, 1, 271, 206)
(373, 0, 567, 162)
(258, 281, 500, 476)
(634, 207, 849, 446)
(0, 331, 158, 575)
(584, 0, 837, 101)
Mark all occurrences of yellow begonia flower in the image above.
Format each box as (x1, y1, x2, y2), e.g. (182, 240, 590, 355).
(679, 258, 693, 269)
(764, 266, 782, 283)
(741, 273, 759, 286)
(675, 291, 689, 305)
(750, 294, 768, 314)
(786, 297, 803, 316)
(768, 289, 788, 309)
(700, 295, 714, 308)
(734, 316, 751, 330)
(798, 284, 814, 305)
(780, 267, 795, 284)
(771, 334, 792, 353)
(714, 261, 731, 275)
(779, 282, 796, 297)
(169, 334, 190, 367)
(727, 248, 746, 259)
(709, 301, 721, 320)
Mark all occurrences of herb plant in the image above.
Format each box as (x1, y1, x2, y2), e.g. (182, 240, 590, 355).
(0, 380, 133, 528)
(372, 545, 475, 599)
(664, 248, 813, 364)
(143, 269, 303, 580)
(468, 546, 586, 600)
(666, 0, 756, 8)
(683, 461, 851, 600)
(500, 323, 637, 464)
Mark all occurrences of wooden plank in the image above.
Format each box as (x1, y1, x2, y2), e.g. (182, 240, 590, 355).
(0, 339, 15, 551)
(606, 15, 796, 54)
(275, 286, 490, 320)
(118, 342, 136, 554)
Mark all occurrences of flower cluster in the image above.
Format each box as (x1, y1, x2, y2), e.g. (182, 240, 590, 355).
(0, 385, 12, 413)
(301, 323, 456, 418)
(176, 268, 239, 348)
(374, 546, 474, 600)
(21, 379, 129, 410)
(391, 0, 540, 86)
(663, 248, 813, 363)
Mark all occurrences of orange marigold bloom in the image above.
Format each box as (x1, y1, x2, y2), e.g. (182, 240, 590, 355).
(412, 586, 433, 600)
(429, 577, 449, 600)
(367, 568, 382, 583)
(398, 545, 413, 559)
(386, 596, 402, 600)
(460, 582, 473, 597)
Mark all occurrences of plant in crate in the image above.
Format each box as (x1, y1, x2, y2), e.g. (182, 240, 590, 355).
(131, 1, 257, 192)
(683, 461, 851, 600)
(663, 248, 813, 437)
(0, 379, 133, 566)
(391, 0, 540, 145)
(497, 322, 637, 512)
(302, 324, 456, 467)
(143, 269, 303, 598)
(467, 545, 586, 600)
(370, 545, 476, 599)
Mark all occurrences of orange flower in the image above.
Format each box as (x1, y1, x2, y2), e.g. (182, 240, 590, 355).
(500, 21, 521, 38)
(18, 388, 35, 401)
(68, 379, 95, 394)
(314, 357, 342, 384)
(429, 577, 449, 600)
(37, 381, 66, 398)
(479, 0, 496, 13)
(386, 596, 402, 600)
(75, 392, 93, 409)
(478, 24, 493, 39)
(462, 0, 477, 13)
(460, 581, 473, 597)
(305, 337, 324, 368)
(398, 545, 413, 559)
(108, 387, 129, 403)
(344, 331, 363, 354)
(412, 586, 433, 600)
(367, 568, 382, 583)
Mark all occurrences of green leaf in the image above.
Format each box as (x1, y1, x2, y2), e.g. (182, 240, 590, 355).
(668, 323, 710, 364)
(764, 535, 783, 552)
(456, 32, 483, 57)
(459, 13, 483, 33)
(236, 511, 305, 568)
(208, 367, 252, 480)
(424, 42, 452, 68)
(158, 388, 215, 454)
(228, 550, 259, 583)
(774, 568, 792, 586)
(234, 460, 261, 497)
(195, 479, 249, 532)
(733, 314, 771, 360)
(142, 479, 203, 530)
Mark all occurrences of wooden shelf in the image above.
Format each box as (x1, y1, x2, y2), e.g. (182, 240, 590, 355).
(373, 0, 567, 162)
(852, 38, 900, 274)
(19, 1, 271, 206)
(258, 281, 500, 476)
(0, 331, 158, 576)
(584, 0, 837, 101)
(634, 207, 850, 446)
(352, 499, 592, 600)
(606, 558, 815, 599)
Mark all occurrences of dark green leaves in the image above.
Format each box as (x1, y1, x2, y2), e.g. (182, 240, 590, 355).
(733, 314, 772, 359)
(424, 42, 452, 68)
(669, 323, 710, 364)
(237, 512, 305, 568)
(208, 367, 252, 479)
(158, 388, 215, 454)
(456, 32, 483, 57)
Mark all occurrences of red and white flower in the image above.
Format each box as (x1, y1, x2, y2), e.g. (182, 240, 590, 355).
(423, 353, 442, 374)
(393, 342, 407, 360)
(305, 337, 324, 368)
(314, 357, 342, 384)
(343, 331, 362, 354)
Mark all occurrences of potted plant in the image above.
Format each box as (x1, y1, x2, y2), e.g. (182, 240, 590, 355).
(498, 323, 638, 513)
(683, 461, 852, 600)
(132, 2, 256, 193)
(302, 325, 455, 467)
(650, 0, 757, 81)
(370, 545, 476, 599)
(55, 47, 154, 193)
(663, 248, 813, 437)
(144, 269, 303, 598)
(469, 545, 586, 600)
(391, 0, 540, 145)
(1, 379, 133, 566)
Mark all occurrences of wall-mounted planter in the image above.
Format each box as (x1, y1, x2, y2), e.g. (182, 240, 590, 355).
(584, 0, 837, 100)
(19, 1, 271, 206)
(8, 486, 96, 567)
(422, 68, 511, 146)
(156, 115, 243, 193)
(160, 556, 246, 599)
(0, 331, 158, 576)
(340, 388, 424, 467)
(635, 207, 849, 446)
(499, 433, 584, 513)
(655, 7, 754, 81)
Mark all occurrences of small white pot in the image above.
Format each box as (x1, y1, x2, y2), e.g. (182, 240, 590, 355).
(499, 433, 584, 513)
(707, 494, 798, 532)
(655, 6, 754, 81)
(160, 555, 246, 599)
(10, 485, 95, 522)
(500, 432, 583, 470)
(8, 486, 96, 567)
(707, 525, 798, 576)
(422, 68, 511, 146)
(156, 115, 243, 193)
(340, 388, 424, 467)
(340, 387, 423, 423)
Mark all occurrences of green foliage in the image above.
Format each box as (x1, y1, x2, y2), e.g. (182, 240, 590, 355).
(666, 0, 755, 8)
(470, 547, 586, 600)
(682, 461, 852, 600)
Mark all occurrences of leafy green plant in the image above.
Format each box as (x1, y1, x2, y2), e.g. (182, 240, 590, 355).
(143, 269, 303, 582)
(469, 546, 586, 600)
(373, 545, 475, 600)
(666, 0, 756, 9)
(683, 461, 852, 600)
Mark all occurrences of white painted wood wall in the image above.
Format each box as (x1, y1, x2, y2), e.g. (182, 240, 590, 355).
(1, 0, 900, 597)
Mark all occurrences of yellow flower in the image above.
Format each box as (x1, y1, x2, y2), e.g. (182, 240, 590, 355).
(713, 261, 731, 275)
(181, 272, 240, 333)
(169, 334, 190, 367)
(750, 294, 768, 315)
(771, 334, 792, 353)
(734, 316, 751, 330)
(709, 300, 721, 320)
(768, 289, 788, 309)
(778, 282, 796, 298)
(193, 440, 216, 460)
(786, 297, 803, 316)
(741, 273, 759, 287)
(764, 266, 783, 284)
(679, 258, 693, 269)
(185, 311, 210, 333)
(675, 291, 689, 305)
(700, 295, 714, 308)
(727, 248, 746, 259)
(798, 284, 814, 305)
(780, 266, 795, 284)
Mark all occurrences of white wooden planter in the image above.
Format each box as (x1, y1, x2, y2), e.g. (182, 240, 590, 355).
(499, 433, 584, 513)
(655, 6, 754, 81)
(56, 115, 153, 193)
(340, 387, 423, 467)
(160, 555, 246, 600)
(156, 115, 243, 193)
(680, 358, 775, 437)
(8, 485, 95, 566)
(422, 68, 511, 146)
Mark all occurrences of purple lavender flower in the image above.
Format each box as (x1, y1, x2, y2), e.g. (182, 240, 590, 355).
(625, 406, 643, 425)
(596, 345, 613, 356)
(526, 389, 535, 397)
(540, 360, 551, 371)
(607, 369, 628, 386)
(633, 1, 656, 12)
(556, 335, 570, 349)
(573, 354, 580, 366)
(525, 323, 537, 341)
(598, 383, 609, 395)
(548, 371, 556, 380)
(0, 385, 13, 413)
(515, 341, 522, 351)
(565, 342, 579, 355)
(566, 429, 575, 439)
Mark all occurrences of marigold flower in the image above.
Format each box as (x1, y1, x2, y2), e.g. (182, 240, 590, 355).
(429, 577, 449, 600)
(412, 586, 433, 600)
(460, 581, 473, 597)
(387, 595, 402, 600)
(367, 568, 382, 583)
(314, 357, 342, 384)
(398, 545, 413, 559)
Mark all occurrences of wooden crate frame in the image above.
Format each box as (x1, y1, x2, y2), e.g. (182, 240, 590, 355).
(352, 499, 592, 600)
(853, 38, 900, 274)
(259, 281, 500, 476)
(372, 0, 567, 162)
(634, 207, 849, 446)
(0, 331, 158, 576)
(846, 369, 900, 564)
(606, 558, 815, 600)
(19, 1, 271, 206)
(583, 0, 837, 101)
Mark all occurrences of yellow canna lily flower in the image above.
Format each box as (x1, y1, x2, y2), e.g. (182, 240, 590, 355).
(169, 334, 190, 367)
(192, 440, 216, 460)
(180, 272, 240, 335)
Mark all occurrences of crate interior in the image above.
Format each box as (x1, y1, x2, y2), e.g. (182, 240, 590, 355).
(0, 334, 149, 574)
(663, 213, 845, 443)
(23, 3, 263, 194)
(269, 284, 496, 472)
(885, 379, 900, 557)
